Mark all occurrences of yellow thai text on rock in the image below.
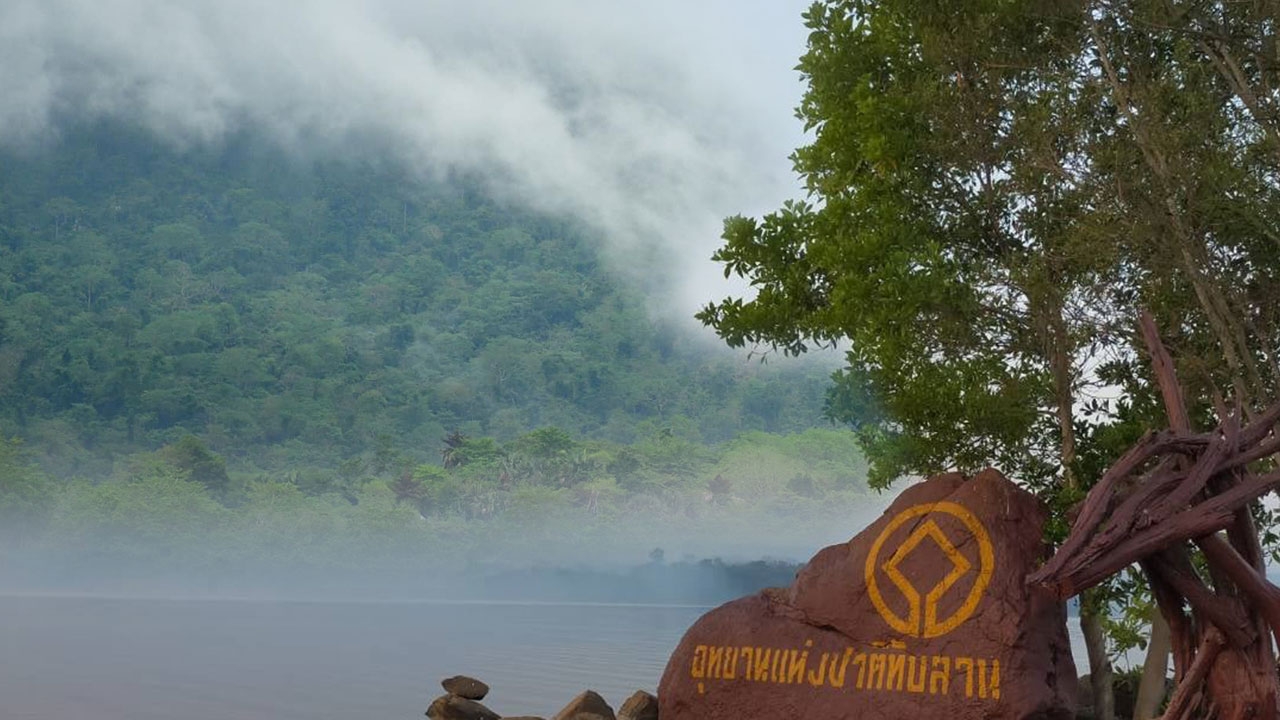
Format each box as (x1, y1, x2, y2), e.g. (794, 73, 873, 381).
(688, 643, 1000, 700)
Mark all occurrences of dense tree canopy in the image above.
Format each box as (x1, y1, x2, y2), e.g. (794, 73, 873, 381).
(700, 0, 1280, 501)
(0, 121, 833, 480)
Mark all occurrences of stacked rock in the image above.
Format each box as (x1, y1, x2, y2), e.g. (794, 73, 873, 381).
(426, 676, 500, 720)
(550, 690, 615, 720)
(616, 691, 658, 720)
(426, 678, 659, 720)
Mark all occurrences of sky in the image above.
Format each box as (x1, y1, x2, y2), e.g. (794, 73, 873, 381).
(0, 0, 816, 321)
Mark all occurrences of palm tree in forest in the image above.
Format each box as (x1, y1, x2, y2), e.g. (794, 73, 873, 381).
(441, 430, 467, 469)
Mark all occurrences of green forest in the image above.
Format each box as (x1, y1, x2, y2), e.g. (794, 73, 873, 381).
(0, 121, 870, 587)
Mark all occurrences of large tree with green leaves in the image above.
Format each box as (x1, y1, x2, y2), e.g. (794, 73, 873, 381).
(699, 1, 1280, 717)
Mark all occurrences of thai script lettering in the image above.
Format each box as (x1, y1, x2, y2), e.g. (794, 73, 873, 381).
(689, 642, 1000, 700)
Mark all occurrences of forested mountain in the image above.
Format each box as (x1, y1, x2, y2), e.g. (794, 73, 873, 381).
(0, 121, 832, 478)
(0, 122, 869, 588)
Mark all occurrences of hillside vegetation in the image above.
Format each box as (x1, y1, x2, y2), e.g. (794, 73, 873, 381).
(0, 123, 871, 585)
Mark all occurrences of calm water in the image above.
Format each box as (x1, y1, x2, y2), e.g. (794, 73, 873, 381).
(0, 595, 1102, 720)
(0, 595, 705, 720)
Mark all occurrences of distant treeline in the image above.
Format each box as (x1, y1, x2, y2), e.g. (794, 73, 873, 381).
(469, 558, 803, 605)
(0, 425, 872, 595)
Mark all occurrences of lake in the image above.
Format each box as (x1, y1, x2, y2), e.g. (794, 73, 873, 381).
(0, 595, 1102, 719)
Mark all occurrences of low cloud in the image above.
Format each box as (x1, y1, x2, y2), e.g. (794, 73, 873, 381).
(1, 0, 811, 318)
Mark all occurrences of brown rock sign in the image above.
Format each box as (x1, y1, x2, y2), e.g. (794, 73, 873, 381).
(658, 469, 1076, 720)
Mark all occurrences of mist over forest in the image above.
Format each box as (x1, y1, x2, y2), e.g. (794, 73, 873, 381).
(0, 119, 882, 599)
(0, 0, 889, 601)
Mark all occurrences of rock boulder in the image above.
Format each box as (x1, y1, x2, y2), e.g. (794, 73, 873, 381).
(443, 675, 491, 701)
(426, 694, 501, 720)
(617, 690, 658, 720)
(551, 689, 616, 720)
(658, 469, 1076, 720)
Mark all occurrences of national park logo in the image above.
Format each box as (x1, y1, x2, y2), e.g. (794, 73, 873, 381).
(864, 501, 995, 639)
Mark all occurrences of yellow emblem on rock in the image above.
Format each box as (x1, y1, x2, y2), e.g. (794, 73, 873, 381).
(865, 501, 995, 638)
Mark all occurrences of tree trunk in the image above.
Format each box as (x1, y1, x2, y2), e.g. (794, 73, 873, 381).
(1036, 316, 1280, 718)
(1044, 294, 1117, 719)
(1132, 611, 1171, 719)
(1082, 598, 1116, 720)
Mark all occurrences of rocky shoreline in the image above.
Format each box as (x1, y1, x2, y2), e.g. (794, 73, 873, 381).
(426, 675, 658, 720)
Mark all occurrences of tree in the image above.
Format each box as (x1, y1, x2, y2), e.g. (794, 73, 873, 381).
(161, 435, 230, 501)
(440, 431, 502, 471)
(0, 439, 53, 547)
(698, 1, 1280, 715)
(388, 468, 427, 507)
(441, 430, 467, 469)
(699, 2, 1126, 706)
(513, 427, 576, 461)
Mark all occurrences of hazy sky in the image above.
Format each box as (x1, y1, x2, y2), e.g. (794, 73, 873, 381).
(1, 0, 815, 320)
